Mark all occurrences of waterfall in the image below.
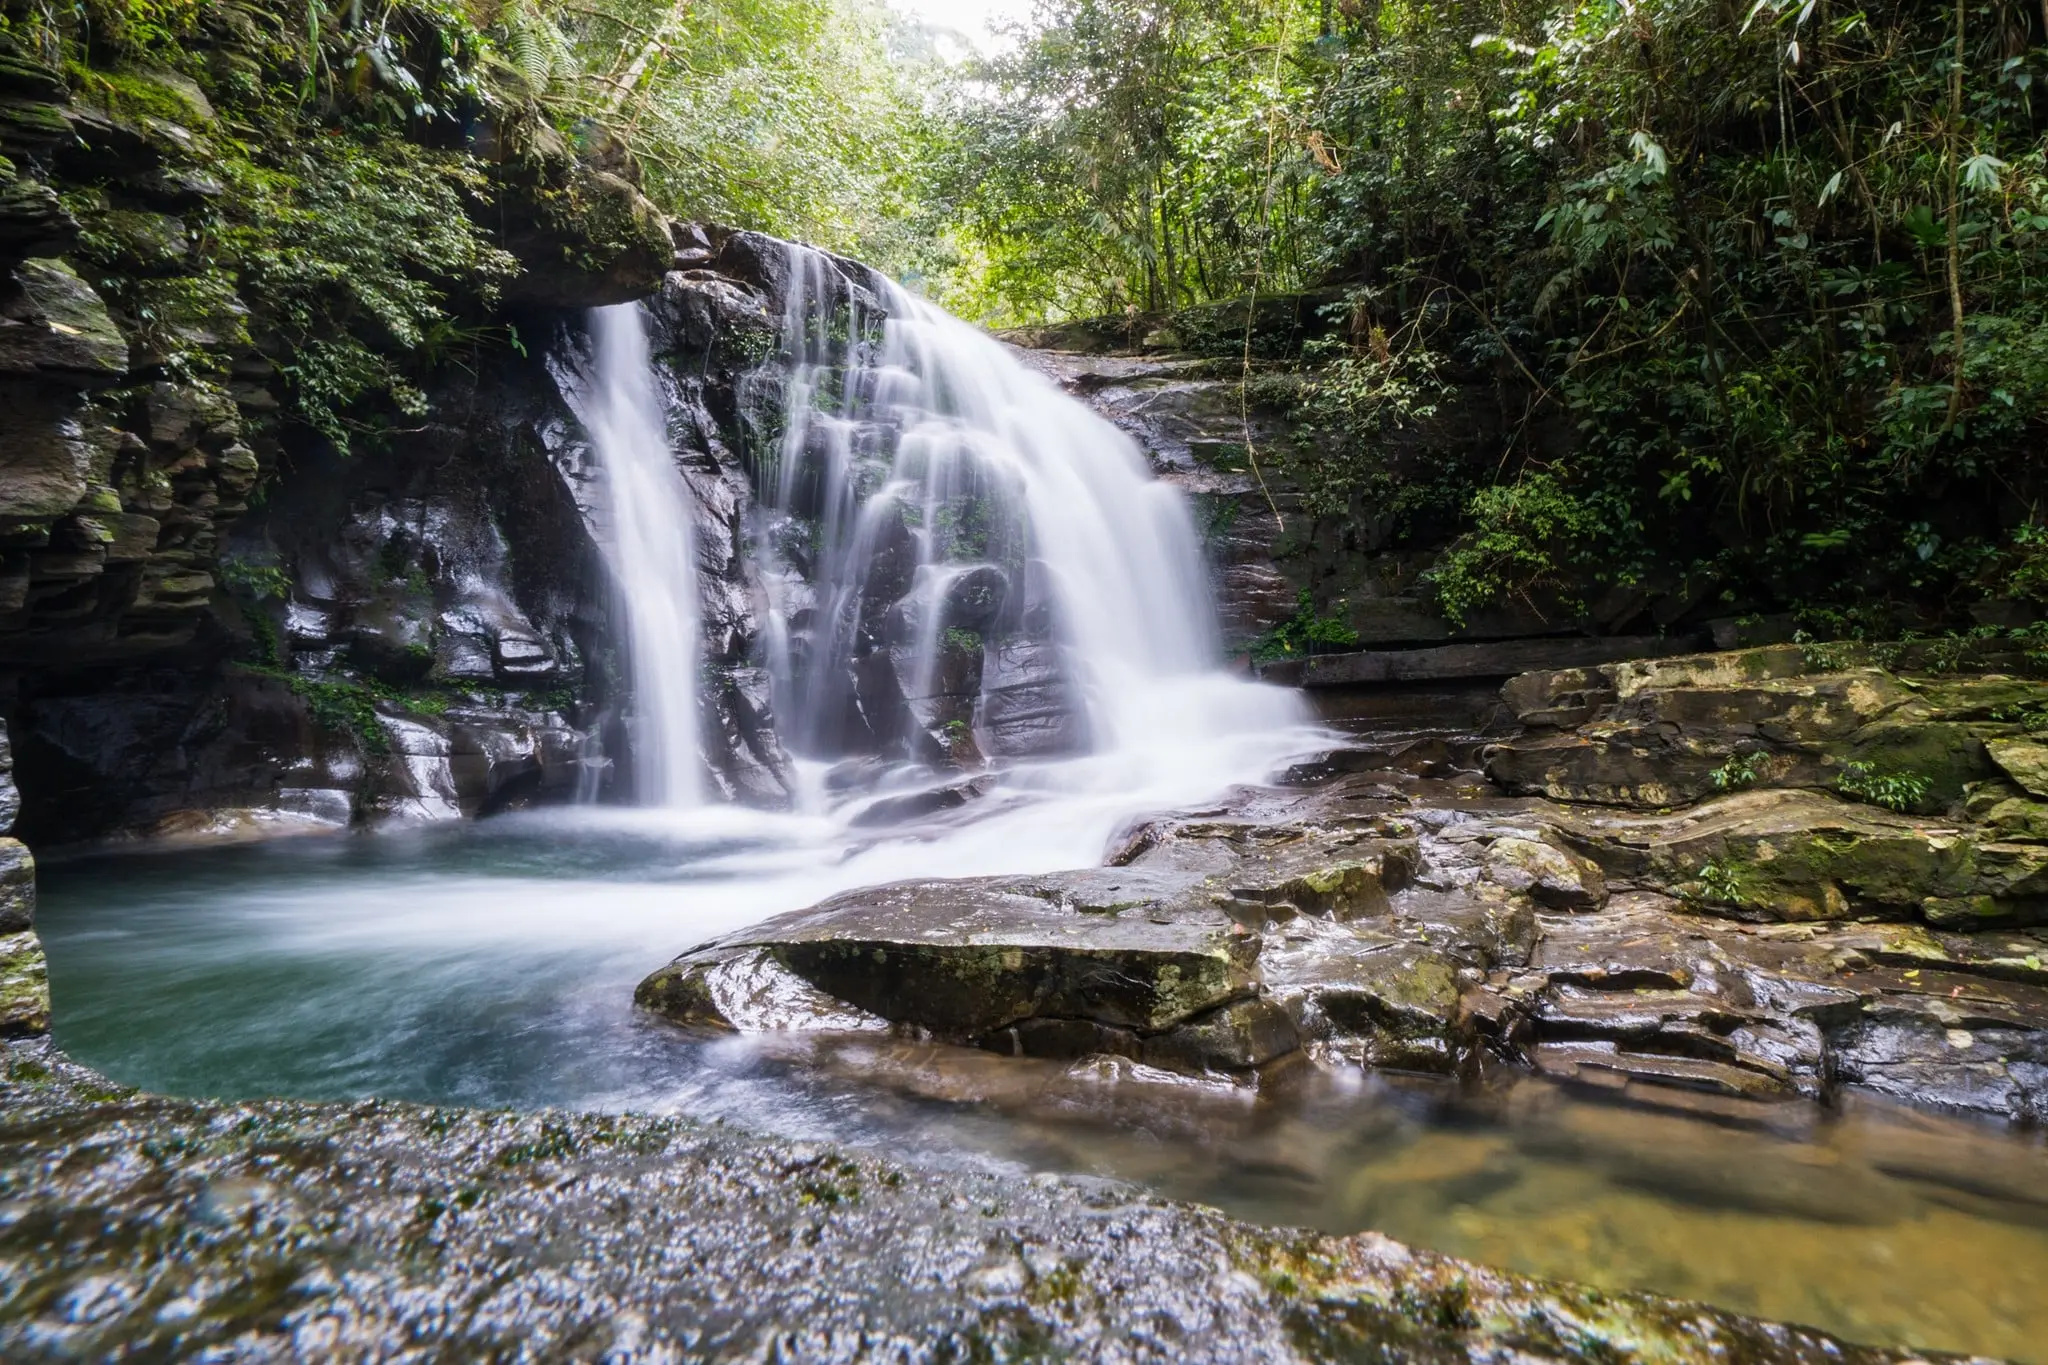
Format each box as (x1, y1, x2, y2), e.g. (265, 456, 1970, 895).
(754, 244, 1303, 783)
(558, 247, 1311, 831)
(570, 305, 704, 808)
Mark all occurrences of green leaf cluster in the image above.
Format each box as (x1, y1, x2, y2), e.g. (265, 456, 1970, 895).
(1252, 587, 1360, 662)
(934, 0, 2048, 639)
(1836, 761, 1934, 813)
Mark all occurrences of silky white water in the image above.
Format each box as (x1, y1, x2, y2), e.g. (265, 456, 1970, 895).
(538, 255, 1321, 949)
(755, 243, 1308, 795)
(562, 247, 1317, 879)
(569, 304, 704, 807)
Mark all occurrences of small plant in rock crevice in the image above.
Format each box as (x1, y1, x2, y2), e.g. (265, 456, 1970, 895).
(1253, 589, 1360, 663)
(1793, 631, 1857, 673)
(1686, 861, 1748, 909)
(1709, 750, 1768, 793)
(1836, 762, 1933, 813)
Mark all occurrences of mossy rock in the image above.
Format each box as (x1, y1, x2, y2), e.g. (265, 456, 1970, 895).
(1482, 836, 1607, 910)
(1140, 996, 1300, 1072)
(0, 97, 74, 149)
(1833, 720, 1998, 811)
(1988, 737, 2048, 798)
(0, 931, 49, 1036)
(1573, 789, 2048, 922)
(1976, 794, 2048, 842)
(0, 166, 75, 258)
(0, 840, 33, 935)
(1905, 673, 2048, 720)
(1281, 939, 1470, 1074)
(71, 65, 216, 130)
(1607, 645, 1814, 695)
(70, 201, 191, 274)
(0, 257, 128, 379)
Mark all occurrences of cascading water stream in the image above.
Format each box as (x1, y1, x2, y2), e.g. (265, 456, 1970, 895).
(568, 304, 704, 808)
(754, 243, 1305, 791)
(558, 244, 1318, 863)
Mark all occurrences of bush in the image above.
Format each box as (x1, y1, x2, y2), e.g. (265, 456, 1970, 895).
(1424, 475, 1600, 627)
(1253, 589, 1359, 663)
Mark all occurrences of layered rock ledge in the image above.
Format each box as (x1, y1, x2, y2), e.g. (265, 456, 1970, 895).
(639, 646, 2048, 1125)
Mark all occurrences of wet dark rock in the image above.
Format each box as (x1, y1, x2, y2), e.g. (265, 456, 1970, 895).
(0, 734, 41, 1036)
(979, 638, 1087, 759)
(0, 258, 127, 382)
(848, 774, 995, 829)
(1830, 997, 2048, 1122)
(1268, 930, 1472, 1074)
(1140, 996, 1301, 1071)
(1481, 835, 1607, 910)
(641, 805, 1454, 1079)
(496, 166, 673, 309)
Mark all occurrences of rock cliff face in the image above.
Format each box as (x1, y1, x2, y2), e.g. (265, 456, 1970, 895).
(0, 28, 831, 843)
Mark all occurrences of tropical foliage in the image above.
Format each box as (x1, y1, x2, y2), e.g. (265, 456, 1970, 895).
(935, 0, 2048, 637)
(492, 0, 943, 264)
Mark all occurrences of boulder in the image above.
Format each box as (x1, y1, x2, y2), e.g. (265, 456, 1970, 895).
(0, 259, 127, 382)
(0, 387, 89, 523)
(634, 944, 890, 1033)
(1265, 930, 1471, 1074)
(848, 774, 993, 829)
(639, 866, 1283, 1072)
(1482, 835, 1608, 910)
(1988, 738, 2048, 799)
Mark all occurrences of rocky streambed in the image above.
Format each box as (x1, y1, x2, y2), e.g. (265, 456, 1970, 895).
(638, 643, 2048, 1126)
(8, 644, 2048, 1360)
(0, 1043, 2000, 1363)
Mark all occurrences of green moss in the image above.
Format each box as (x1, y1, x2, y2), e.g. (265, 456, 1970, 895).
(0, 933, 51, 1037)
(242, 665, 464, 752)
(69, 63, 213, 128)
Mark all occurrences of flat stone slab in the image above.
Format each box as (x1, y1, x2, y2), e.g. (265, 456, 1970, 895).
(1257, 634, 1704, 689)
(640, 868, 1262, 1038)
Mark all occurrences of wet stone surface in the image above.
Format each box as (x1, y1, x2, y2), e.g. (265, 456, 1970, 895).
(641, 649, 2048, 1126)
(0, 1043, 1961, 1363)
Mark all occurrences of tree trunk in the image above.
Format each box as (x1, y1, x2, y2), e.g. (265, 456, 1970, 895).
(1944, 0, 1967, 428)
(605, 0, 692, 118)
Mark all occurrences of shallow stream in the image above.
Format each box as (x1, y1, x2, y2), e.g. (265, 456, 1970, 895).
(37, 810, 2048, 1364)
